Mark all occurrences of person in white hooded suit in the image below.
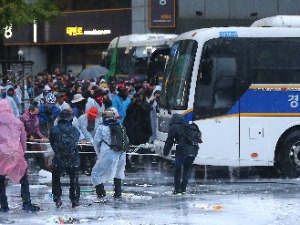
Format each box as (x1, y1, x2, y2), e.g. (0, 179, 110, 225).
(91, 107, 127, 199)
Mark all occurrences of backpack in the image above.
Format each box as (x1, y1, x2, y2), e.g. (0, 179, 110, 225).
(103, 123, 129, 152)
(57, 127, 78, 161)
(184, 122, 203, 146)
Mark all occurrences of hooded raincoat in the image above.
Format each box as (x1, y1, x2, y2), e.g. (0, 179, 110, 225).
(0, 99, 27, 184)
(163, 114, 192, 156)
(91, 121, 126, 186)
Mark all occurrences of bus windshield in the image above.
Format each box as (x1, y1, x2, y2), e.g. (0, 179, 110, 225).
(160, 40, 197, 109)
(106, 34, 177, 81)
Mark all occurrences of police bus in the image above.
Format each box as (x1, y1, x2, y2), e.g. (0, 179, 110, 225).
(154, 15, 300, 177)
(107, 33, 177, 82)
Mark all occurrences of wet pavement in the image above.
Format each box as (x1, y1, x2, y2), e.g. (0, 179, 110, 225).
(1, 156, 300, 225)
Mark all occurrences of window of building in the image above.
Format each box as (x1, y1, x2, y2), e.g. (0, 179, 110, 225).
(54, 0, 131, 11)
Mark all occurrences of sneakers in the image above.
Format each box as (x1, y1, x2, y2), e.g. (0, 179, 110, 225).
(22, 203, 40, 212)
(172, 190, 182, 196)
(55, 199, 62, 208)
(0, 205, 9, 212)
(72, 202, 79, 208)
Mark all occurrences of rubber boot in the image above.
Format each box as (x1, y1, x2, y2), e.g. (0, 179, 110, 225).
(0, 176, 9, 212)
(113, 178, 122, 198)
(95, 184, 106, 198)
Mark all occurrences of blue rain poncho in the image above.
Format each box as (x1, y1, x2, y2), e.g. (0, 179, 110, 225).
(91, 122, 126, 186)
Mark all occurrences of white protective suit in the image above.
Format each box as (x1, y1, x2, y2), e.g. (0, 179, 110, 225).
(91, 123, 126, 186)
(77, 114, 102, 143)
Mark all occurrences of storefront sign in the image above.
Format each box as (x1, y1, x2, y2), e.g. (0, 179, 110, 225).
(149, 0, 175, 28)
(4, 24, 13, 38)
(66, 26, 111, 36)
(4, 8, 131, 45)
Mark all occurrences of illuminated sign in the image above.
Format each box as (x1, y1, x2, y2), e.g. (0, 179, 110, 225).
(66, 26, 84, 36)
(4, 9, 131, 44)
(4, 24, 12, 39)
(66, 27, 111, 36)
(149, 0, 175, 28)
(33, 20, 37, 43)
(84, 29, 111, 35)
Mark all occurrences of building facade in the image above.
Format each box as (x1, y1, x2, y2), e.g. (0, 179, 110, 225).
(3, 0, 300, 75)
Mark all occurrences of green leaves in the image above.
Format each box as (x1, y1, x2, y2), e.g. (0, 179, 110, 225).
(0, 0, 60, 34)
(28, 0, 60, 21)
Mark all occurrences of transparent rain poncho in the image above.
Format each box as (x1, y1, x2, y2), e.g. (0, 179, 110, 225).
(91, 124, 126, 186)
(0, 99, 27, 183)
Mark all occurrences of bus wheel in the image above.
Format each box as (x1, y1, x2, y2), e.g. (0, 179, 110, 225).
(278, 131, 300, 178)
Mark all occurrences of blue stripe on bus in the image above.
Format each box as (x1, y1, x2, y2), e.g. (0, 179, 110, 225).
(226, 88, 300, 115)
(183, 111, 194, 121)
(182, 87, 300, 119)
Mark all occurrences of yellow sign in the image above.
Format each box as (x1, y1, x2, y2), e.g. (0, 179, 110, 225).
(66, 26, 84, 36)
(66, 26, 111, 36)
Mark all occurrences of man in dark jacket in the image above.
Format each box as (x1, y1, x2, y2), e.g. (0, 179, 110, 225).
(163, 114, 198, 195)
(49, 109, 80, 208)
(124, 91, 152, 145)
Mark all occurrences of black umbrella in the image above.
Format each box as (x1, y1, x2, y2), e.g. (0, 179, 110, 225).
(78, 66, 108, 80)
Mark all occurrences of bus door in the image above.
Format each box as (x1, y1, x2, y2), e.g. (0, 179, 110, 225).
(194, 57, 240, 165)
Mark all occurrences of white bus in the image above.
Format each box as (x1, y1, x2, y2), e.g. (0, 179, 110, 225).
(107, 33, 177, 82)
(154, 16, 300, 178)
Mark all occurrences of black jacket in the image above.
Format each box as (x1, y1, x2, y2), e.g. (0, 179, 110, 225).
(124, 100, 152, 145)
(163, 114, 198, 157)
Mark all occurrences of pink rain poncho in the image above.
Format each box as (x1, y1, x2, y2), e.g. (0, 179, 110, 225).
(0, 99, 27, 184)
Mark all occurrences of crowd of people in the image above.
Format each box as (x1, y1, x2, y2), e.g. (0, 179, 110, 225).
(0, 68, 161, 171)
(0, 68, 163, 211)
(0, 67, 199, 212)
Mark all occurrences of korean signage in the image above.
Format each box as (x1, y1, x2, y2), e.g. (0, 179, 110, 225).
(4, 9, 131, 45)
(66, 26, 111, 36)
(149, 0, 175, 28)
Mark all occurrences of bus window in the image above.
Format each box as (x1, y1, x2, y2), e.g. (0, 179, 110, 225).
(199, 59, 213, 85)
(160, 40, 197, 110)
(249, 39, 300, 84)
(213, 57, 237, 108)
(194, 38, 250, 119)
(288, 41, 300, 82)
(250, 40, 289, 84)
(106, 34, 177, 79)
